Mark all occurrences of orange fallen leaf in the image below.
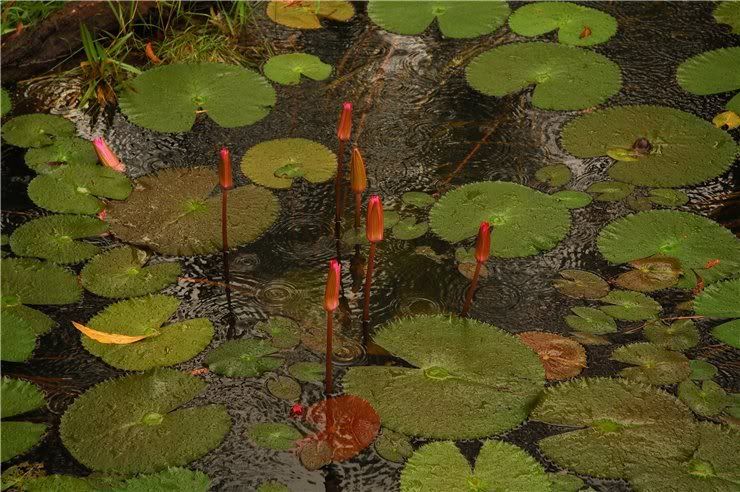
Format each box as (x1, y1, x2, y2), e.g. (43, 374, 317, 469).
(580, 26, 592, 39)
(692, 274, 705, 295)
(190, 367, 210, 375)
(71, 321, 157, 345)
(518, 331, 587, 380)
(704, 259, 721, 269)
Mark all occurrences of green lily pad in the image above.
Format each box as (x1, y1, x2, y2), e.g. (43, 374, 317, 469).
(263, 53, 332, 85)
(562, 105, 738, 187)
(108, 167, 279, 256)
(367, 1, 510, 38)
(531, 377, 699, 478)
(241, 138, 336, 189)
(400, 440, 550, 492)
(9, 214, 107, 264)
(343, 315, 544, 439)
(0, 301, 55, 335)
(118, 63, 276, 133)
(0, 310, 37, 362)
(374, 429, 413, 463)
(565, 307, 617, 335)
(1, 114, 74, 148)
(547, 473, 586, 492)
(288, 361, 324, 382)
(586, 181, 634, 201)
(25, 137, 98, 174)
(255, 317, 301, 349)
(466, 42, 621, 110)
(1, 258, 82, 305)
(205, 339, 282, 377)
(615, 256, 682, 292)
(0, 88, 10, 117)
(711, 319, 740, 349)
(678, 380, 728, 418)
(1, 422, 47, 463)
(611, 343, 690, 385)
(643, 320, 699, 352)
(402, 191, 435, 208)
(383, 211, 400, 229)
(1, 377, 45, 418)
(726, 394, 740, 419)
(694, 277, 740, 319)
(246, 422, 301, 451)
(82, 295, 214, 371)
(599, 290, 661, 321)
(23, 468, 209, 492)
(266, 376, 301, 401)
(256, 481, 290, 492)
(1, 378, 47, 463)
(551, 190, 592, 209)
(534, 164, 571, 187)
(508, 2, 617, 46)
(60, 369, 231, 473)
(689, 360, 718, 381)
(392, 217, 429, 240)
(429, 181, 571, 258)
(553, 269, 609, 299)
(599, 211, 740, 286)
(80, 246, 181, 298)
(20, 474, 118, 492)
(648, 189, 689, 207)
(677, 47, 740, 113)
(626, 195, 654, 212)
(714, 1, 740, 34)
(266, 1, 354, 29)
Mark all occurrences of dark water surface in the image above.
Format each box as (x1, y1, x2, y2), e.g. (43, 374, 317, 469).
(2, 2, 739, 491)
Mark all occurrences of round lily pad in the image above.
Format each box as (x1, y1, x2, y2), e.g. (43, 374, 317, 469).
(586, 181, 634, 201)
(562, 105, 738, 187)
(9, 214, 107, 264)
(1, 378, 47, 463)
(402, 191, 435, 207)
(25, 137, 98, 174)
(374, 429, 413, 463)
(531, 377, 699, 478)
(551, 190, 592, 209)
(466, 42, 621, 110)
(615, 256, 682, 292)
(1, 88, 11, 117)
(367, 1, 510, 39)
(553, 269, 609, 299)
(677, 47, 740, 113)
(599, 290, 661, 321)
(288, 361, 324, 382)
(266, 0, 354, 29)
(1, 310, 37, 362)
(60, 369, 231, 473)
(711, 319, 740, 349)
(108, 167, 279, 256)
(714, 1, 740, 34)
(240, 138, 336, 189)
(80, 246, 181, 298)
(392, 217, 429, 240)
(255, 316, 301, 349)
(517, 331, 586, 381)
(509, 2, 617, 46)
(205, 339, 282, 377)
(247, 422, 301, 450)
(597, 211, 740, 285)
(678, 380, 728, 418)
(118, 63, 276, 133)
(648, 189, 689, 207)
(565, 307, 617, 334)
(0, 302, 55, 335)
(343, 315, 544, 439)
(81, 294, 214, 371)
(429, 181, 571, 258)
(400, 440, 550, 492)
(263, 53, 332, 85)
(534, 164, 571, 187)
(611, 342, 690, 385)
(689, 359, 718, 381)
(266, 376, 301, 401)
(643, 319, 699, 352)
(694, 277, 740, 319)
(1, 114, 75, 148)
(1, 258, 82, 305)
(1, 421, 47, 463)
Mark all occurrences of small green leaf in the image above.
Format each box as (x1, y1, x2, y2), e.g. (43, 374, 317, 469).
(711, 319, 740, 349)
(553, 270, 609, 299)
(392, 217, 429, 240)
(614, 256, 682, 292)
(611, 343, 690, 385)
(678, 380, 728, 417)
(586, 181, 634, 201)
(402, 191, 435, 207)
(1, 114, 74, 148)
(599, 290, 661, 321)
(565, 307, 617, 334)
(10, 214, 108, 264)
(648, 189, 689, 207)
(205, 339, 282, 377)
(535, 164, 571, 187)
(547, 472, 586, 492)
(263, 53, 332, 85)
(266, 376, 301, 401)
(508, 2, 617, 46)
(247, 423, 301, 451)
(288, 361, 324, 382)
(255, 317, 301, 349)
(643, 319, 699, 351)
(689, 359, 718, 381)
(374, 429, 413, 463)
(552, 190, 593, 209)
(241, 138, 336, 189)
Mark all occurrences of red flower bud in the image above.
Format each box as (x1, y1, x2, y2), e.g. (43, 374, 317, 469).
(337, 102, 352, 142)
(474, 221, 491, 263)
(366, 195, 384, 243)
(93, 137, 125, 172)
(219, 147, 233, 190)
(350, 146, 366, 194)
(323, 259, 341, 312)
(290, 403, 304, 418)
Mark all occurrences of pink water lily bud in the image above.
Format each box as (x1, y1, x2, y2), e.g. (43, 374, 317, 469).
(324, 259, 341, 312)
(474, 221, 491, 263)
(366, 195, 384, 243)
(350, 146, 367, 194)
(219, 147, 233, 190)
(337, 102, 353, 142)
(93, 137, 125, 172)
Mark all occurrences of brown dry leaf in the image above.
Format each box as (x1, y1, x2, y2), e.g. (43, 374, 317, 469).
(517, 331, 587, 380)
(71, 321, 157, 345)
(580, 26, 592, 39)
(457, 262, 489, 280)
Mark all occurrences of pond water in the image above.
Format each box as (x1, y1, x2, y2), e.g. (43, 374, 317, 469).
(1, 2, 738, 491)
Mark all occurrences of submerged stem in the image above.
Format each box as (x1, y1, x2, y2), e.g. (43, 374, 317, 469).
(461, 261, 482, 317)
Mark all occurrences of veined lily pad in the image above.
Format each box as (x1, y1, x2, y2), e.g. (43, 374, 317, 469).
(562, 105, 738, 187)
(465, 42, 621, 110)
(266, 376, 301, 401)
(551, 190, 592, 209)
(586, 181, 634, 201)
(368, 1, 510, 38)
(0, 301, 55, 335)
(611, 343, 689, 385)
(0, 310, 37, 362)
(677, 47, 740, 113)
(648, 189, 689, 207)
(263, 53, 332, 85)
(402, 192, 435, 208)
(517, 331, 586, 381)
(81, 295, 214, 371)
(343, 315, 544, 439)
(714, 1, 740, 34)
(118, 63, 276, 133)
(678, 380, 728, 418)
(400, 440, 550, 492)
(553, 269, 609, 299)
(9, 214, 107, 264)
(1, 114, 74, 148)
(429, 181, 571, 258)
(1, 377, 45, 418)
(25, 137, 98, 174)
(266, 1, 354, 29)
(374, 429, 413, 463)
(60, 369, 231, 473)
(205, 339, 282, 377)
(694, 277, 740, 319)
(534, 164, 571, 187)
(288, 361, 324, 382)
(597, 211, 740, 286)
(247, 422, 301, 450)
(599, 290, 661, 321)
(80, 246, 181, 298)
(1, 378, 47, 462)
(615, 256, 682, 292)
(689, 360, 718, 381)
(565, 307, 617, 335)
(392, 217, 429, 240)
(643, 319, 699, 352)
(108, 167, 279, 256)
(508, 2, 617, 46)
(1, 258, 82, 305)
(711, 319, 740, 349)
(531, 377, 699, 478)
(255, 317, 301, 349)
(240, 138, 336, 189)
(0, 88, 10, 117)
(548, 473, 586, 492)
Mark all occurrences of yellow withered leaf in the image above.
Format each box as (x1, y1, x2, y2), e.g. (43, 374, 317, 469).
(71, 321, 157, 344)
(712, 111, 740, 130)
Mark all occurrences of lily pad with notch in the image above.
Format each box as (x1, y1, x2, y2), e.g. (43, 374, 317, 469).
(255, 316, 301, 349)
(10, 214, 108, 264)
(677, 47, 740, 113)
(689, 360, 718, 381)
(599, 290, 661, 321)
(534, 164, 571, 187)
(508, 2, 617, 46)
(1, 257, 82, 305)
(586, 181, 634, 202)
(551, 190, 592, 209)
(565, 307, 617, 335)
(1, 114, 74, 148)
(643, 319, 699, 352)
(402, 191, 435, 208)
(553, 269, 609, 299)
(1, 378, 47, 463)
(266, 376, 301, 401)
(678, 380, 728, 418)
(615, 256, 682, 292)
(241, 138, 336, 189)
(374, 429, 413, 463)
(714, 1, 740, 34)
(288, 361, 324, 383)
(266, 1, 354, 29)
(247, 422, 301, 450)
(263, 53, 332, 85)
(611, 342, 690, 385)
(517, 331, 586, 381)
(648, 189, 689, 207)
(25, 137, 98, 174)
(205, 339, 282, 377)
(392, 217, 429, 240)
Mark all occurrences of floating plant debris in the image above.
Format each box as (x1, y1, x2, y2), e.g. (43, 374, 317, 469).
(24, 137, 98, 174)
(517, 331, 587, 381)
(205, 339, 282, 377)
(534, 164, 571, 187)
(0, 88, 10, 117)
(508, 2, 617, 46)
(266, 0, 354, 29)
(267, 376, 301, 401)
(714, 1, 740, 34)
(9, 214, 107, 264)
(553, 269, 609, 299)
(562, 105, 738, 187)
(465, 42, 621, 110)
(107, 167, 279, 255)
(255, 317, 301, 349)
(118, 63, 276, 133)
(263, 53, 332, 85)
(374, 429, 413, 463)
(611, 343, 690, 385)
(551, 190, 592, 209)
(615, 256, 682, 292)
(430, 181, 571, 257)
(343, 315, 544, 439)
(247, 422, 301, 451)
(288, 361, 325, 383)
(240, 138, 336, 189)
(586, 181, 634, 201)
(392, 217, 429, 240)
(1, 378, 47, 463)
(565, 307, 617, 335)
(400, 440, 550, 492)
(678, 380, 728, 418)
(599, 290, 661, 321)
(677, 47, 740, 113)
(1, 257, 82, 305)
(1, 310, 38, 362)
(80, 246, 181, 298)
(531, 378, 698, 478)
(643, 319, 699, 352)
(1, 114, 74, 148)
(60, 369, 230, 473)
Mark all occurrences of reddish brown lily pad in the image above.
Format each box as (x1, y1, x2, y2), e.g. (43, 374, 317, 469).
(517, 331, 587, 380)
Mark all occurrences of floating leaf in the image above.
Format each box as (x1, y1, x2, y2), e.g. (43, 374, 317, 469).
(430, 181, 571, 258)
(1, 422, 47, 463)
(60, 369, 230, 473)
(9, 214, 107, 264)
(0, 88, 10, 117)
(255, 317, 301, 349)
(711, 319, 740, 349)
(677, 47, 740, 113)
(1, 378, 45, 418)
(299, 439, 332, 470)
(714, 1, 740, 33)
(678, 380, 728, 418)
(368, 1, 510, 38)
(0, 301, 55, 335)
(267, 376, 301, 401)
(1, 258, 82, 305)
(0, 378, 46, 463)
(118, 63, 276, 133)
(400, 440, 550, 492)
(108, 167, 279, 255)
(565, 307, 617, 334)
(551, 190, 592, 209)
(383, 211, 400, 229)
(648, 189, 689, 207)
(586, 181, 634, 201)
(626, 195, 653, 212)
(712, 110, 740, 130)
(392, 217, 429, 240)
(247, 422, 301, 450)
(553, 269, 609, 299)
(240, 138, 336, 189)
(547, 473, 586, 492)
(689, 359, 718, 381)
(374, 429, 413, 463)
(205, 339, 282, 377)
(266, 0, 354, 29)
(531, 377, 698, 478)
(508, 2, 617, 46)
(343, 315, 544, 439)
(466, 42, 621, 110)
(517, 331, 586, 381)
(611, 343, 690, 385)
(570, 331, 610, 346)
(256, 481, 290, 492)
(694, 277, 740, 319)
(643, 319, 699, 352)
(457, 261, 489, 280)
(615, 256, 682, 292)
(263, 53, 332, 85)
(402, 191, 435, 207)
(288, 361, 324, 382)
(726, 394, 740, 419)
(562, 105, 738, 187)
(1, 114, 74, 148)
(0, 310, 37, 362)
(534, 164, 571, 187)
(25, 137, 98, 174)
(73, 320, 157, 344)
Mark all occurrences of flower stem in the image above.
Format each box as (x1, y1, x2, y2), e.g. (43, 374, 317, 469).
(325, 313, 333, 396)
(461, 261, 482, 317)
(335, 140, 345, 224)
(354, 192, 362, 230)
(362, 242, 376, 323)
(221, 190, 234, 338)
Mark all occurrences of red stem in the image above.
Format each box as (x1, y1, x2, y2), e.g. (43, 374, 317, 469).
(325, 313, 333, 395)
(335, 140, 345, 223)
(221, 190, 228, 251)
(362, 242, 376, 323)
(461, 261, 482, 317)
(354, 192, 362, 230)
